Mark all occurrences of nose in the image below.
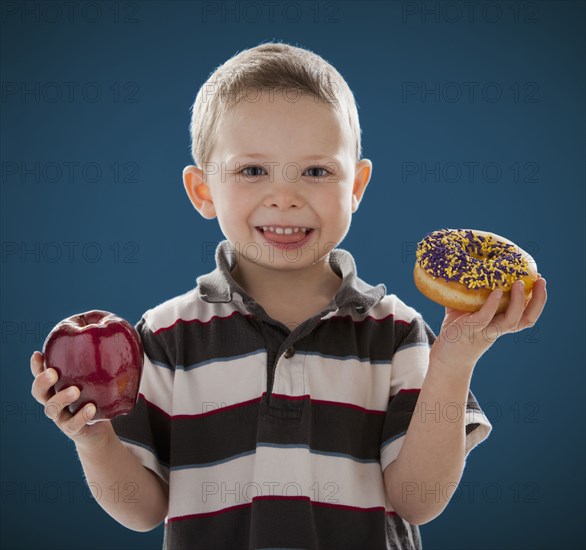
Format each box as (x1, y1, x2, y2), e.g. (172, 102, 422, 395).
(263, 178, 304, 210)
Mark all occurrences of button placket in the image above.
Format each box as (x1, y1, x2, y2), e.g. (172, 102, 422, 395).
(268, 315, 323, 399)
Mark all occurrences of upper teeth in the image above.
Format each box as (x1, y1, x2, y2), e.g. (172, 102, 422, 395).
(261, 226, 311, 235)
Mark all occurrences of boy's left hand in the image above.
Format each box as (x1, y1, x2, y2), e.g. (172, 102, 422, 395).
(430, 276, 548, 371)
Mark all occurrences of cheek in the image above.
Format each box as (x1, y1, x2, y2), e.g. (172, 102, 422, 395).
(328, 188, 353, 213)
(218, 190, 254, 221)
(321, 196, 352, 228)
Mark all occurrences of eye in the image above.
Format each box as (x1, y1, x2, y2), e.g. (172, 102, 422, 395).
(306, 166, 331, 178)
(238, 165, 333, 179)
(241, 165, 266, 178)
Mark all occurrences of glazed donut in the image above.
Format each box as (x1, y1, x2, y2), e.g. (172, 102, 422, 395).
(414, 228, 538, 314)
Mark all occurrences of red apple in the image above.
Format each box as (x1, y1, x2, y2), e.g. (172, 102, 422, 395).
(42, 310, 144, 423)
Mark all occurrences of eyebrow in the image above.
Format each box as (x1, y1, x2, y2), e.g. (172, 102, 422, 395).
(225, 153, 343, 164)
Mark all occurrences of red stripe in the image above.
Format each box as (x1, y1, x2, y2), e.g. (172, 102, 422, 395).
(272, 394, 386, 416)
(254, 495, 311, 503)
(167, 502, 251, 521)
(326, 313, 412, 326)
(167, 497, 394, 523)
(311, 500, 388, 513)
(141, 392, 389, 420)
(153, 311, 413, 335)
(153, 310, 250, 335)
(139, 393, 172, 418)
(173, 396, 263, 419)
(270, 393, 309, 402)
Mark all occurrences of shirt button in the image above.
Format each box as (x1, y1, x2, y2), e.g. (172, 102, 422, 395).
(284, 347, 295, 359)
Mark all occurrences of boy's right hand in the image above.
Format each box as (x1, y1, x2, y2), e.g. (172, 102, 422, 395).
(30, 351, 114, 450)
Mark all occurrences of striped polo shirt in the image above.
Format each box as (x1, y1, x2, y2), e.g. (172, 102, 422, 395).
(112, 239, 492, 550)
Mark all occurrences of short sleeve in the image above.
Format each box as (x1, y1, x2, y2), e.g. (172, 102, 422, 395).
(111, 316, 173, 485)
(379, 315, 493, 472)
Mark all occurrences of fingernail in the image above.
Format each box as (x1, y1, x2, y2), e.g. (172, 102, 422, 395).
(45, 369, 56, 382)
(516, 280, 525, 288)
(495, 289, 503, 298)
(85, 404, 96, 417)
(67, 387, 78, 398)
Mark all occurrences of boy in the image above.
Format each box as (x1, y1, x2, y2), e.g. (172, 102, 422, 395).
(30, 41, 547, 549)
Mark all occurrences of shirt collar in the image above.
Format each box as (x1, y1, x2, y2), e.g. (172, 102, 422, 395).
(196, 240, 386, 314)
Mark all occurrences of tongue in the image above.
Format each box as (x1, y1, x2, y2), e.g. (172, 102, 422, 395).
(263, 229, 308, 244)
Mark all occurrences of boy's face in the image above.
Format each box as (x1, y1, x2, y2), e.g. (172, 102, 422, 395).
(183, 89, 372, 271)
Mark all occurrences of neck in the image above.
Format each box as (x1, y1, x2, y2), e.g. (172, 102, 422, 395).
(230, 252, 342, 305)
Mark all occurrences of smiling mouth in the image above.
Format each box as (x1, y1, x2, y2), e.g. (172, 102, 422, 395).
(256, 226, 315, 244)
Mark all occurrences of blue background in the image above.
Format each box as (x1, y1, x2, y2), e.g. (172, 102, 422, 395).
(1, 1, 584, 549)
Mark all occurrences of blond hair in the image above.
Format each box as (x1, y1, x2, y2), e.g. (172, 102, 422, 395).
(189, 41, 363, 170)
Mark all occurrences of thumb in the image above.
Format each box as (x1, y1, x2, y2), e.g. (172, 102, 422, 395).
(30, 351, 44, 377)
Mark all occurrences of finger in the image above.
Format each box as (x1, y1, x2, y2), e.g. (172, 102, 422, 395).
(44, 386, 80, 423)
(31, 365, 59, 404)
(30, 351, 44, 377)
(443, 307, 470, 326)
(467, 288, 503, 330)
(499, 280, 527, 334)
(517, 277, 547, 331)
(58, 402, 97, 437)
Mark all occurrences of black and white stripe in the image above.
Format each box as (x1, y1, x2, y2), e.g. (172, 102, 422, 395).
(112, 240, 492, 549)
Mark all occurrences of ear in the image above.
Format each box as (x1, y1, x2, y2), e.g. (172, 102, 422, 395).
(351, 159, 372, 213)
(183, 165, 216, 219)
